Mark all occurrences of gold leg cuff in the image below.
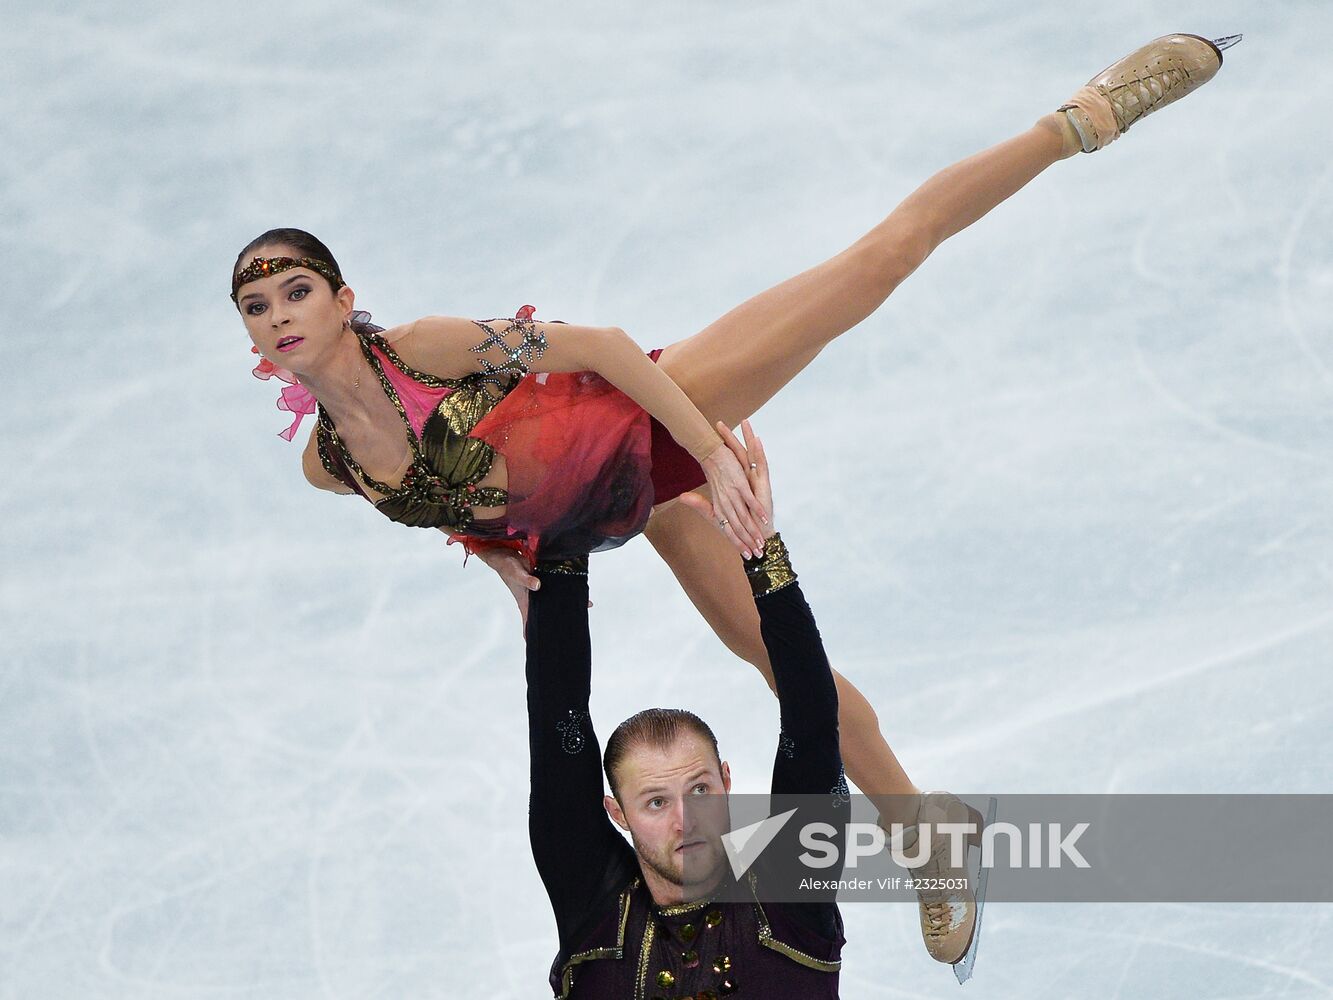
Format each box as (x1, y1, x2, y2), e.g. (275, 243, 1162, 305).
(743, 533, 797, 598)
(535, 555, 590, 577)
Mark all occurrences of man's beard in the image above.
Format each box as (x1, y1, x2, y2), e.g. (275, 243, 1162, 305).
(632, 832, 726, 898)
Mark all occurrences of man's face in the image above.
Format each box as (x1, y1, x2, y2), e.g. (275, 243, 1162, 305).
(605, 732, 732, 898)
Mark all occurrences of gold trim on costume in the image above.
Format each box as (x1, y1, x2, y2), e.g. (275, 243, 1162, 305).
(366, 328, 469, 390)
(555, 879, 637, 1000)
(633, 914, 656, 1000)
(746, 873, 842, 973)
(536, 556, 590, 577)
(656, 896, 713, 917)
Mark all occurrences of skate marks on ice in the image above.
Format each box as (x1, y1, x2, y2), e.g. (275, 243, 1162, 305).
(940, 604, 1333, 762)
(1277, 160, 1333, 393)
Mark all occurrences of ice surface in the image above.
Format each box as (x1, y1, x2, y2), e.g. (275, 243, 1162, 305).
(3, 1, 1331, 997)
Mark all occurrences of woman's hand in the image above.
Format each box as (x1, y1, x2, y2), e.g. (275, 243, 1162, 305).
(477, 547, 538, 633)
(475, 548, 592, 634)
(682, 420, 775, 549)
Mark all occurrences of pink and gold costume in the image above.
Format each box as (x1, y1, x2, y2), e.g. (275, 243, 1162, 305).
(315, 309, 706, 564)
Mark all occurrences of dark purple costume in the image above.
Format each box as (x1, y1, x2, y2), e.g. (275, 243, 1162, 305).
(525, 538, 848, 998)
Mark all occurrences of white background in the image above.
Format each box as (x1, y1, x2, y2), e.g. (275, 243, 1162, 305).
(3, 1, 1330, 997)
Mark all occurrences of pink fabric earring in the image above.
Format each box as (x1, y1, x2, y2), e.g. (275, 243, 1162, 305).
(251, 346, 317, 442)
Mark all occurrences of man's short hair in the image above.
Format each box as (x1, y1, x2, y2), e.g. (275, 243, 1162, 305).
(603, 708, 722, 801)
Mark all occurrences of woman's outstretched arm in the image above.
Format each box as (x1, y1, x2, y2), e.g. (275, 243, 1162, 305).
(396, 313, 769, 555)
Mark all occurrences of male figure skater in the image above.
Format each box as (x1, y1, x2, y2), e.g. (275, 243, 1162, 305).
(524, 423, 982, 997)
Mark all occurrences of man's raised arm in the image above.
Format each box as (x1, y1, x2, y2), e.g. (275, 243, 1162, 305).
(746, 535, 844, 802)
(525, 558, 635, 950)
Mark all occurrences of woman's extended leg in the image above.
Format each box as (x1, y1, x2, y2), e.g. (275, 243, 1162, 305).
(644, 494, 921, 827)
(641, 119, 1074, 824)
(655, 114, 1073, 427)
(656, 33, 1233, 429)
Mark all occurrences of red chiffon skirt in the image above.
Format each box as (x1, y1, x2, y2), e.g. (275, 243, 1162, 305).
(466, 348, 706, 561)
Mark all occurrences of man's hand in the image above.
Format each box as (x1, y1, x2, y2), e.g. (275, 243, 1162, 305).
(475, 547, 592, 634)
(680, 419, 776, 541)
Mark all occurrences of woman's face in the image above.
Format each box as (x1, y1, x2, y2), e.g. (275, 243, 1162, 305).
(235, 245, 354, 371)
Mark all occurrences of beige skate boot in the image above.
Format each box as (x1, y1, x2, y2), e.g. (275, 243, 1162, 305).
(891, 791, 986, 965)
(1059, 33, 1242, 153)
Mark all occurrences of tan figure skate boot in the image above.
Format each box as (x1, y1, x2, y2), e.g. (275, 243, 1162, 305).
(1059, 33, 1242, 153)
(894, 790, 985, 965)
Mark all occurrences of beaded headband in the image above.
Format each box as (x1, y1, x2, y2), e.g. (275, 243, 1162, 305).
(231, 255, 345, 303)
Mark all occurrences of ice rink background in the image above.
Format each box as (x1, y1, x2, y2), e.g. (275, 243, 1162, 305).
(3, 1, 1331, 997)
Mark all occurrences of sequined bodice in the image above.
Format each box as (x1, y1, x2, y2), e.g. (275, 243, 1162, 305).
(316, 331, 514, 531)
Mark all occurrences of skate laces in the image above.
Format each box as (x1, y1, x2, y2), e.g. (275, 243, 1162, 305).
(915, 833, 969, 936)
(1111, 66, 1191, 129)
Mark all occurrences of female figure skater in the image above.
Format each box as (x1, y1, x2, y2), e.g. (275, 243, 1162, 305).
(233, 34, 1235, 967)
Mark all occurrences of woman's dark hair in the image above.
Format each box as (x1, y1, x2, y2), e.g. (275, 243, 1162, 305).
(233, 228, 381, 334)
(233, 227, 342, 289)
(603, 708, 722, 801)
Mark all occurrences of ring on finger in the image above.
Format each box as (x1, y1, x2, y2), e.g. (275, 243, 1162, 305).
(718, 517, 730, 528)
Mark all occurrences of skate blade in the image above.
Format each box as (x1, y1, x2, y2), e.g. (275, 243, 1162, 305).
(1211, 34, 1243, 51)
(953, 796, 998, 985)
